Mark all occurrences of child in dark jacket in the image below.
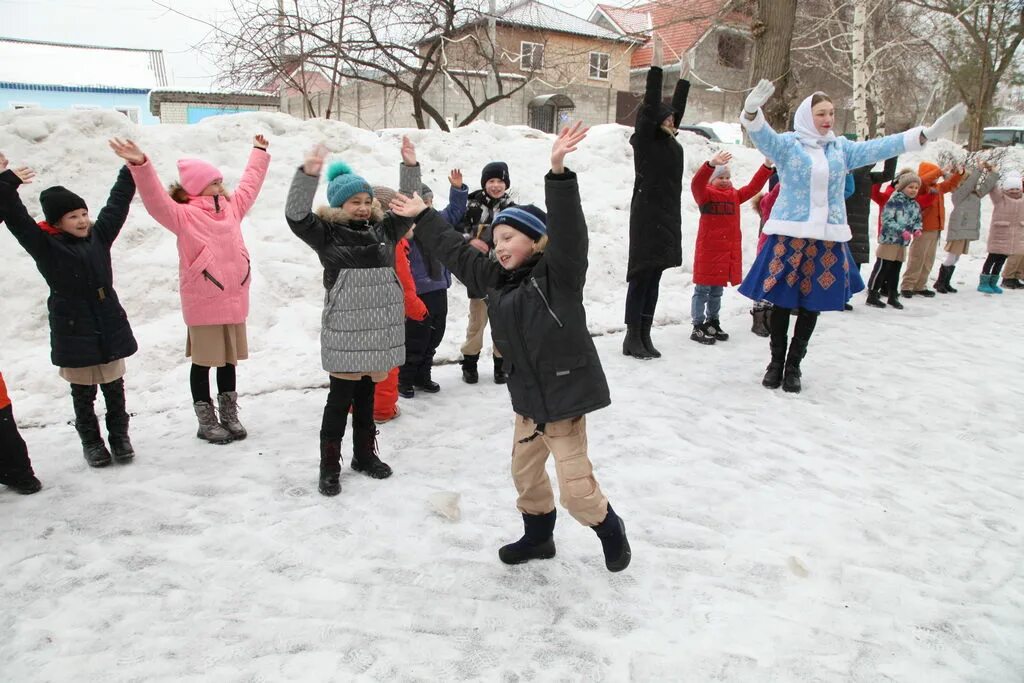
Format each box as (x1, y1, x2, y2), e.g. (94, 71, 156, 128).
(689, 151, 774, 345)
(285, 144, 413, 496)
(392, 123, 631, 573)
(867, 170, 922, 309)
(0, 155, 138, 469)
(0, 371, 41, 494)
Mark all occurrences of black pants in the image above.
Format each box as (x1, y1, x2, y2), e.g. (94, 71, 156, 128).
(983, 253, 1007, 276)
(190, 363, 236, 404)
(624, 269, 663, 326)
(400, 289, 448, 385)
(870, 260, 903, 295)
(769, 306, 819, 346)
(0, 405, 34, 478)
(320, 376, 375, 441)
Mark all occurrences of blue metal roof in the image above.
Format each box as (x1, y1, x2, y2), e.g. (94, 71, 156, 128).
(0, 81, 150, 95)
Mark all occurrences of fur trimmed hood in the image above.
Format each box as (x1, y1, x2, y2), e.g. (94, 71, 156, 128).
(315, 200, 386, 226)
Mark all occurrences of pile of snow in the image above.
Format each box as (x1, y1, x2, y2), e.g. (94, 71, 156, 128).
(699, 120, 743, 145)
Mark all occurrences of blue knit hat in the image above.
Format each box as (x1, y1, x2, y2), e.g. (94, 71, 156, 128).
(492, 205, 547, 241)
(326, 161, 373, 208)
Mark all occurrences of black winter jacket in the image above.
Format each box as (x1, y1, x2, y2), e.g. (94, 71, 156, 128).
(627, 66, 690, 281)
(413, 170, 610, 424)
(0, 167, 138, 368)
(845, 156, 898, 265)
(457, 189, 515, 298)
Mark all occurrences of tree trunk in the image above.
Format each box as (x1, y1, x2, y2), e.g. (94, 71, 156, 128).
(749, 0, 799, 130)
(851, 0, 870, 140)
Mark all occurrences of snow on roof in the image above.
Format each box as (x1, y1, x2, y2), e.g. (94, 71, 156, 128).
(493, 0, 637, 43)
(592, 4, 652, 36)
(0, 37, 167, 90)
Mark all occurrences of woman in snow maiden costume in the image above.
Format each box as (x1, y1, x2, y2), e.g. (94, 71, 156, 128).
(623, 62, 690, 360)
(865, 170, 922, 310)
(0, 155, 139, 468)
(979, 173, 1024, 295)
(938, 161, 998, 293)
(111, 136, 270, 445)
(738, 79, 966, 393)
(286, 145, 410, 496)
(393, 123, 631, 573)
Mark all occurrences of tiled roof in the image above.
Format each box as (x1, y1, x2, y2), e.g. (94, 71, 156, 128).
(493, 1, 637, 43)
(0, 37, 167, 89)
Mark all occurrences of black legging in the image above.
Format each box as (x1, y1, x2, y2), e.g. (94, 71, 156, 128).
(983, 253, 1007, 276)
(190, 363, 236, 404)
(320, 376, 375, 441)
(624, 269, 663, 326)
(769, 307, 819, 346)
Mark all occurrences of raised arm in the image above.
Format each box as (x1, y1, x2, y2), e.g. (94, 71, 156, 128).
(951, 168, 981, 203)
(542, 122, 590, 291)
(0, 172, 50, 259)
(91, 165, 136, 247)
(737, 163, 775, 204)
(868, 156, 898, 185)
(441, 170, 469, 226)
(975, 168, 999, 199)
(634, 67, 666, 139)
(398, 135, 421, 197)
(843, 129, 924, 171)
(232, 137, 271, 217)
(285, 164, 330, 253)
(671, 78, 691, 128)
(111, 138, 185, 235)
(936, 169, 964, 195)
(398, 206, 499, 296)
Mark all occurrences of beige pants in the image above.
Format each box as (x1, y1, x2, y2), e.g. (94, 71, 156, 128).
(511, 414, 608, 526)
(1003, 254, 1024, 280)
(461, 298, 501, 358)
(901, 230, 940, 291)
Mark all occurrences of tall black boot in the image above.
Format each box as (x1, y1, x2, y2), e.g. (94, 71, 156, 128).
(763, 341, 787, 389)
(934, 264, 953, 294)
(493, 357, 508, 385)
(498, 509, 557, 565)
(640, 316, 661, 358)
(750, 308, 770, 337)
(591, 505, 632, 572)
(351, 427, 392, 479)
(461, 354, 479, 384)
(622, 324, 653, 359)
(71, 384, 111, 467)
(0, 406, 41, 494)
(318, 438, 342, 496)
(783, 338, 809, 394)
(100, 379, 134, 463)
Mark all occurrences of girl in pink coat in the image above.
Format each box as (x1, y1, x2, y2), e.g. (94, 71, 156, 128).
(110, 136, 271, 444)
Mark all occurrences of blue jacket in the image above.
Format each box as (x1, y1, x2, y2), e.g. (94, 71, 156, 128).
(409, 183, 468, 294)
(880, 190, 921, 246)
(741, 109, 924, 242)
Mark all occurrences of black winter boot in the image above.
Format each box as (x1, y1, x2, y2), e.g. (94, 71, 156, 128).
(498, 509, 557, 565)
(640, 316, 661, 358)
(783, 338, 808, 394)
(0, 406, 41, 494)
(622, 325, 653, 359)
(705, 319, 729, 342)
(461, 354, 480, 384)
(865, 290, 886, 308)
(493, 357, 507, 385)
(591, 505, 631, 572)
(690, 323, 716, 345)
(318, 438, 342, 496)
(398, 382, 415, 399)
(414, 363, 440, 393)
(101, 379, 134, 463)
(886, 288, 904, 310)
(71, 384, 111, 468)
(934, 265, 953, 293)
(1001, 277, 1022, 290)
(750, 309, 770, 337)
(351, 428, 392, 479)
(763, 341, 787, 389)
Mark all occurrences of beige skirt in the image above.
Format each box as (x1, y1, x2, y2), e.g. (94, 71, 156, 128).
(875, 243, 907, 262)
(944, 239, 971, 256)
(59, 358, 127, 385)
(330, 371, 388, 382)
(186, 323, 249, 367)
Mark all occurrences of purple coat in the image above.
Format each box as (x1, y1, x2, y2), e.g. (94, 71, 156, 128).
(410, 184, 468, 294)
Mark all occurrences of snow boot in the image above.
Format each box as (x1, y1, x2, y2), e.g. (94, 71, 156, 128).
(0, 469, 41, 495)
(843, 302, 854, 311)
(351, 427, 392, 479)
(216, 391, 247, 441)
(900, 289, 915, 298)
(414, 364, 440, 393)
(461, 354, 480, 384)
(1002, 277, 1022, 290)
(750, 308, 770, 337)
(71, 384, 111, 468)
(915, 288, 936, 298)
(398, 382, 415, 399)
(934, 265, 954, 293)
(193, 400, 233, 445)
(690, 323, 716, 345)
(622, 325, 653, 359)
(640, 316, 661, 358)
(498, 509, 557, 565)
(783, 338, 808, 394)
(493, 357, 507, 385)
(865, 289, 886, 308)
(0, 407, 41, 494)
(101, 379, 135, 463)
(978, 274, 998, 294)
(591, 505, 631, 573)
(762, 341, 786, 389)
(886, 291, 904, 310)
(990, 275, 1004, 294)
(705, 319, 729, 342)
(318, 438, 342, 496)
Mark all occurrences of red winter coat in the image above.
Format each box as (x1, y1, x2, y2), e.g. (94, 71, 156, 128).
(691, 162, 774, 286)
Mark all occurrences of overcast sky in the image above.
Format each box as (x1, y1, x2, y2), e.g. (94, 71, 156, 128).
(0, 0, 604, 88)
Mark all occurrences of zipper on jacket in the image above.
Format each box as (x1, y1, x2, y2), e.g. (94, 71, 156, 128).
(203, 270, 225, 290)
(214, 195, 221, 213)
(530, 277, 563, 328)
(241, 260, 251, 286)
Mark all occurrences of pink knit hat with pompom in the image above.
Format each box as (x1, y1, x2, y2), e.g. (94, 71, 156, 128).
(177, 158, 223, 196)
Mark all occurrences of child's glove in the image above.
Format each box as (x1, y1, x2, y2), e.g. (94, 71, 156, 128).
(914, 229, 923, 237)
(902, 230, 912, 242)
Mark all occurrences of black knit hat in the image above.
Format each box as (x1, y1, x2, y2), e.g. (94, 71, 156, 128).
(480, 161, 510, 190)
(492, 204, 547, 241)
(40, 185, 88, 225)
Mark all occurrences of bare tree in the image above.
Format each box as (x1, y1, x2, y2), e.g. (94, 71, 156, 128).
(748, 0, 799, 130)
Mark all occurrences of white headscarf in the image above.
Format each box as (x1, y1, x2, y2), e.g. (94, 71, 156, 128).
(1001, 173, 1022, 192)
(793, 92, 837, 149)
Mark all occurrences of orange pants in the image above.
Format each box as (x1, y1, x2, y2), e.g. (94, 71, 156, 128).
(373, 367, 400, 422)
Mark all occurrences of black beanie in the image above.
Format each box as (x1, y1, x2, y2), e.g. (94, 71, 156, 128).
(40, 186, 88, 225)
(480, 161, 511, 190)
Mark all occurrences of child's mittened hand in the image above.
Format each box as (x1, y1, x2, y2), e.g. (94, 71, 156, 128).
(253, 134, 270, 150)
(108, 138, 146, 165)
(303, 143, 329, 176)
(401, 135, 416, 166)
(902, 230, 912, 242)
(449, 168, 463, 187)
(390, 192, 427, 217)
(914, 230, 923, 237)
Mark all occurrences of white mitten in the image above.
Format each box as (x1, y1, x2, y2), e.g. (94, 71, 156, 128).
(744, 79, 776, 114)
(923, 103, 967, 140)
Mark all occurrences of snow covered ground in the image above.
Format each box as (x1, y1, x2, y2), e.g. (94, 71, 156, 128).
(1, 111, 1022, 681)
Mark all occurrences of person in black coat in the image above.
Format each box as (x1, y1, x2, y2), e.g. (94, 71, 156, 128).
(847, 155, 898, 286)
(0, 161, 138, 469)
(624, 65, 691, 359)
(392, 123, 631, 573)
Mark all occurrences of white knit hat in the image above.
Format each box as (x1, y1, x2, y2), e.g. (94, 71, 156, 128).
(1001, 173, 1022, 192)
(711, 164, 730, 180)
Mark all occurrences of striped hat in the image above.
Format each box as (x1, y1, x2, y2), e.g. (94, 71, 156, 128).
(492, 204, 547, 241)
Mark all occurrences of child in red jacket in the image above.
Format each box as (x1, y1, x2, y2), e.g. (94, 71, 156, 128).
(690, 151, 774, 345)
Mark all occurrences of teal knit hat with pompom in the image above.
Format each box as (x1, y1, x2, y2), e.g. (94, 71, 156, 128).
(326, 161, 373, 208)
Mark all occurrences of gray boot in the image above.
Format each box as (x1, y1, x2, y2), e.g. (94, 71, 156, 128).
(193, 401, 233, 444)
(217, 392, 247, 440)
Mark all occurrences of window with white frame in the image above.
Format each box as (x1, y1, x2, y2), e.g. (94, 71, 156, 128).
(521, 42, 544, 71)
(115, 107, 140, 123)
(589, 52, 610, 80)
